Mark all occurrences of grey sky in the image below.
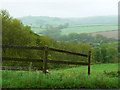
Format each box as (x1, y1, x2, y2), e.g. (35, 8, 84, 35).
(0, 0, 119, 18)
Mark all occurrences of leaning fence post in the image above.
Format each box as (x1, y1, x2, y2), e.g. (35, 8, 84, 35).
(43, 45, 48, 74)
(88, 51, 91, 75)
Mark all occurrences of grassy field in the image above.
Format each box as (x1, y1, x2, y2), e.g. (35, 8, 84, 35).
(2, 63, 119, 88)
(61, 24, 117, 35)
(31, 24, 117, 36)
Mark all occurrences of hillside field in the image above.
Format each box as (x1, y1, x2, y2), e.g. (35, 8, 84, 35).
(61, 24, 117, 35)
(31, 24, 118, 39)
(2, 63, 119, 88)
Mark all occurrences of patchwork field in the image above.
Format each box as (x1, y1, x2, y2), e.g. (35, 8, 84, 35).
(31, 24, 118, 39)
(2, 63, 119, 88)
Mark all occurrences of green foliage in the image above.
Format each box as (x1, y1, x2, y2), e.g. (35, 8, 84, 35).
(55, 33, 117, 44)
(92, 43, 118, 63)
(92, 48, 102, 63)
(2, 11, 36, 46)
(51, 32, 118, 64)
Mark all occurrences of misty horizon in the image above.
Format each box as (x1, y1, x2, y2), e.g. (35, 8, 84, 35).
(1, 0, 119, 18)
(17, 15, 117, 19)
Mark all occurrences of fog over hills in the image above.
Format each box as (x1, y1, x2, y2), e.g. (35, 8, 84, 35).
(18, 16, 117, 26)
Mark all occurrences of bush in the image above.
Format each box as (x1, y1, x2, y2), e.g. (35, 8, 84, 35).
(104, 70, 119, 77)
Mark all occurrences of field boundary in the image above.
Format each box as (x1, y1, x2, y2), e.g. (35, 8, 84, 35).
(1, 45, 91, 75)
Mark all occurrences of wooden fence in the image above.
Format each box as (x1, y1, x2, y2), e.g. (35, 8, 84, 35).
(1, 45, 91, 75)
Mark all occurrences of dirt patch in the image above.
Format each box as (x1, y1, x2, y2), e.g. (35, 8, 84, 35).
(88, 30, 118, 39)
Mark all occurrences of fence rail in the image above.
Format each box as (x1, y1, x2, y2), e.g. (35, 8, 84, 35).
(0, 45, 44, 50)
(1, 45, 91, 75)
(48, 47, 88, 57)
(2, 57, 43, 62)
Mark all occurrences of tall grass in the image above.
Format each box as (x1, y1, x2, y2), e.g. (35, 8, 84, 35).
(2, 63, 119, 88)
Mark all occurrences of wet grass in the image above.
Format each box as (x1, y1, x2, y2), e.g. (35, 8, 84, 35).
(2, 63, 119, 88)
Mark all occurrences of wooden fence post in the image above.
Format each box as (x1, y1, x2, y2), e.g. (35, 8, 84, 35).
(43, 45, 48, 74)
(88, 51, 91, 75)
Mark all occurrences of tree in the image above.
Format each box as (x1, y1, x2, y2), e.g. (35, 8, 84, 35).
(93, 48, 102, 63)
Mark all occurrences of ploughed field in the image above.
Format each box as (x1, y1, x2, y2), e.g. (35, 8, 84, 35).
(2, 63, 119, 88)
(88, 30, 118, 39)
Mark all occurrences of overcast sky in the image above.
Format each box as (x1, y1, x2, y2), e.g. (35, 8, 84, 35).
(0, 0, 119, 18)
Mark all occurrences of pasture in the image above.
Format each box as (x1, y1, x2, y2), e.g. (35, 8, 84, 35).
(31, 24, 118, 39)
(2, 63, 119, 88)
(61, 24, 117, 35)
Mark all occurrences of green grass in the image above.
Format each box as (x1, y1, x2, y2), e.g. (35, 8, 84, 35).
(2, 63, 119, 88)
(61, 24, 117, 35)
(31, 24, 117, 35)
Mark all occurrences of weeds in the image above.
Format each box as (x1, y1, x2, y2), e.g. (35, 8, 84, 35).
(104, 70, 119, 77)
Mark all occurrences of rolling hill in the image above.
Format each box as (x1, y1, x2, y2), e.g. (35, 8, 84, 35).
(18, 16, 118, 39)
(18, 16, 117, 26)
